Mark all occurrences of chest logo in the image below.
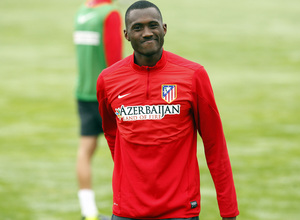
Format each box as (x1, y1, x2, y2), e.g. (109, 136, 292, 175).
(162, 84, 177, 103)
(115, 104, 180, 121)
(118, 93, 130, 99)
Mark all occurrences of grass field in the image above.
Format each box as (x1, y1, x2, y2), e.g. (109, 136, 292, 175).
(0, 0, 300, 219)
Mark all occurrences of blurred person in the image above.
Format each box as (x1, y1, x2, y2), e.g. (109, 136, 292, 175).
(73, 0, 123, 219)
(97, 1, 239, 220)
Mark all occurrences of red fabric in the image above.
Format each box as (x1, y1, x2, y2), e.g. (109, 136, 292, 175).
(103, 11, 122, 67)
(97, 51, 239, 218)
(85, 0, 112, 7)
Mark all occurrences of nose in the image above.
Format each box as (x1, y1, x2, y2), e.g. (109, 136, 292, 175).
(142, 26, 153, 38)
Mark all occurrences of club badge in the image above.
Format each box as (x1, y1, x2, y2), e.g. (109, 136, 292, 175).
(162, 84, 177, 103)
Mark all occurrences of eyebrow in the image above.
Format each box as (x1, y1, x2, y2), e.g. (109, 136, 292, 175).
(131, 19, 159, 26)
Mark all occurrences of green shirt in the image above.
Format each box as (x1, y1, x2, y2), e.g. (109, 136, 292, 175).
(74, 3, 116, 101)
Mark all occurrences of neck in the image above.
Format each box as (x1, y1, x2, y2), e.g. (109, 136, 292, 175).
(85, 0, 111, 7)
(134, 49, 163, 67)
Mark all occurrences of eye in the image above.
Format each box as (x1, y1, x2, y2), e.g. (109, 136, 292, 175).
(149, 23, 159, 29)
(132, 25, 142, 31)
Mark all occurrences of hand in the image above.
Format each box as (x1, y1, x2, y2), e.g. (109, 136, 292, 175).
(222, 218, 236, 220)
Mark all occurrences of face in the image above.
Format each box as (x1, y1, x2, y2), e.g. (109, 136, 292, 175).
(124, 7, 167, 57)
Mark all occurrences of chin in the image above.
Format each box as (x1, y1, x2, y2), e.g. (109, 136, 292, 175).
(142, 48, 161, 57)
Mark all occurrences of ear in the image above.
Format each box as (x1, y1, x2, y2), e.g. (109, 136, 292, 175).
(163, 23, 167, 36)
(124, 29, 130, 41)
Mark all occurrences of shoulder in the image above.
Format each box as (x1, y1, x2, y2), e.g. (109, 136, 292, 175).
(164, 51, 211, 88)
(99, 3, 120, 13)
(164, 51, 209, 82)
(165, 51, 203, 71)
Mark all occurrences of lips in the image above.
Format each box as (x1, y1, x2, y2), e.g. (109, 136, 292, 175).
(142, 39, 157, 44)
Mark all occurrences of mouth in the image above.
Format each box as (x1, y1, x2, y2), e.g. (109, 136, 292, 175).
(142, 39, 157, 44)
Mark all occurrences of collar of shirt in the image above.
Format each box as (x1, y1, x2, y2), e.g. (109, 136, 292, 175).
(130, 50, 167, 73)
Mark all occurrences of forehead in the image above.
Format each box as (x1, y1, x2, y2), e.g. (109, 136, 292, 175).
(127, 7, 162, 26)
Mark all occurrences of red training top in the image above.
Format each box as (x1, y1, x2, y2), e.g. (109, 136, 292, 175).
(97, 50, 239, 219)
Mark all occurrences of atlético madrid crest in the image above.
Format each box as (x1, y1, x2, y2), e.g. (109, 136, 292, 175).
(162, 84, 177, 103)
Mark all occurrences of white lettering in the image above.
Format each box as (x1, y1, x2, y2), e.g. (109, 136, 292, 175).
(115, 104, 180, 121)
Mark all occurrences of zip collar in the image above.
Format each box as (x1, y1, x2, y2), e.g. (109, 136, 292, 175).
(131, 50, 167, 72)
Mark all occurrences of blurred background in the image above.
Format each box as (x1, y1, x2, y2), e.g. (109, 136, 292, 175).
(0, 0, 299, 219)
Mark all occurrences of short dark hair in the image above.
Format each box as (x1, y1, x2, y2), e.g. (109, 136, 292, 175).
(125, 1, 163, 28)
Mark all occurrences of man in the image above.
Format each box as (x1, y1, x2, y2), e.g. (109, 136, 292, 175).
(73, 0, 122, 219)
(96, 1, 239, 219)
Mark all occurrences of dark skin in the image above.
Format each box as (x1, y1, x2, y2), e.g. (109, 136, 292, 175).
(124, 7, 167, 67)
(124, 6, 237, 220)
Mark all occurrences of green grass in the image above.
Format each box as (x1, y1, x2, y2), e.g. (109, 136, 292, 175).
(0, 0, 299, 219)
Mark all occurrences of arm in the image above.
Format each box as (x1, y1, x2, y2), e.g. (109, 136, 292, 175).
(192, 67, 239, 218)
(103, 10, 123, 66)
(96, 73, 117, 159)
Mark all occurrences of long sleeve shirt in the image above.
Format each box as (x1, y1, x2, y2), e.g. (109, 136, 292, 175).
(96, 50, 239, 219)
